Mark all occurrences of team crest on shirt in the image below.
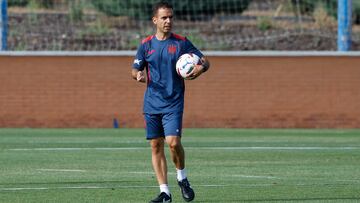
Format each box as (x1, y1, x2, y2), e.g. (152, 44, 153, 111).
(168, 44, 177, 54)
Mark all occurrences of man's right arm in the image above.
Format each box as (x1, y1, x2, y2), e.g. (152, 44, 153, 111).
(132, 42, 146, 83)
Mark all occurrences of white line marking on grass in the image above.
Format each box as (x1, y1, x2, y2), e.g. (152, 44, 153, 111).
(37, 169, 86, 172)
(230, 175, 278, 179)
(6, 146, 360, 151)
(0, 187, 50, 191)
(128, 171, 176, 175)
(0, 184, 231, 191)
(8, 147, 149, 151)
(128, 171, 153, 174)
(191, 147, 360, 150)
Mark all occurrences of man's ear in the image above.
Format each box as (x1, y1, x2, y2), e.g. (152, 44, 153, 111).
(152, 16, 157, 25)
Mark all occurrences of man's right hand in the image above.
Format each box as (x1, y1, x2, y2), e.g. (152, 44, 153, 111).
(137, 71, 146, 83)
(132, 69, 146, 83)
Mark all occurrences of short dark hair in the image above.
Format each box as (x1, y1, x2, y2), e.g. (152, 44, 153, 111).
(152, 1, 173, 17)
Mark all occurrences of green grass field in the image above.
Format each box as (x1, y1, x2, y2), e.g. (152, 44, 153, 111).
(0, 128, 360, 203)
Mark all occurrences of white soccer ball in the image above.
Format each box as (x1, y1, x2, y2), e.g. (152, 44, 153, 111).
(176, 53, 201, 79)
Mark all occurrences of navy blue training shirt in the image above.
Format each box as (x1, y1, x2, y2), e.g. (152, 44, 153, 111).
(133, 33, 203, 114)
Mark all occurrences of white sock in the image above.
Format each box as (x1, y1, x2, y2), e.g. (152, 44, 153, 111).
(159, 184, 170, 196)
(176, 168, 187, 181)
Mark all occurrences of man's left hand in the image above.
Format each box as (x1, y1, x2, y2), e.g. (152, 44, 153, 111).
(186, 65, 204, 80)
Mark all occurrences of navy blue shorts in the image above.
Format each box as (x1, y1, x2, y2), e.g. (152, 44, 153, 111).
(144, 112, 183, 140)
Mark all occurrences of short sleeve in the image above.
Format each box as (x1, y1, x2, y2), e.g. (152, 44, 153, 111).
(183, 38, 204, 58)
(133, 43, 146, 71)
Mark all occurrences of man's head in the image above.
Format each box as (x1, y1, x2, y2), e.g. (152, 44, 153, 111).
(152, 1, 173, 34)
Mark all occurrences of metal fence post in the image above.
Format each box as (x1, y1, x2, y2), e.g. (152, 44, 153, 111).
(338, 0, 352, 51)
(0, 0, 7, 51)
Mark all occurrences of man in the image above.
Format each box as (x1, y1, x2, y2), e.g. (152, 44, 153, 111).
(131, 1, 210, 202)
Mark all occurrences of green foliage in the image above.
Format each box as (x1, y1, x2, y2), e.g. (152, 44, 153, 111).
(257, 16, 273, 31)
(8, 0, 29, 7)
(77, 19, 112, 37)
(186, 31, 206, 48)
(91, 0, 251, 20)
(27, 0, 40, 9)
(9, 0, 55, 8)
(292, 0, 360, 24)
(68, 0, 84, 22)
(90, 0, 150, 20)
(291, 0, 337, 16)
(354, 0, 360, 24)
(172, 0, 251, 20)
(17, 0, 56, 9)
(36, 0, 55, 9)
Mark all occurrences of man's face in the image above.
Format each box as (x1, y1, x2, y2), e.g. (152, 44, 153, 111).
(153, 7, 173, 34)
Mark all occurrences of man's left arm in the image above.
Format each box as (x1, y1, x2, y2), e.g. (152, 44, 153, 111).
(187, 56, 210, 79)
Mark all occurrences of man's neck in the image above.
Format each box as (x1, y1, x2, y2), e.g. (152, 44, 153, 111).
(155, 32, 171, 41)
